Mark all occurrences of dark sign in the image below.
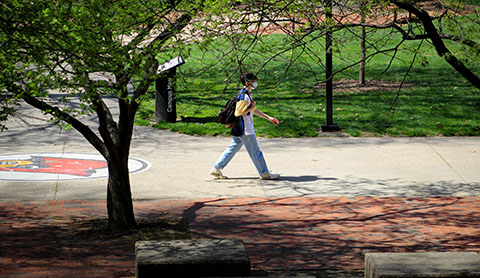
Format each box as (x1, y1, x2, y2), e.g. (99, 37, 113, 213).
(155, 56, 185, 123)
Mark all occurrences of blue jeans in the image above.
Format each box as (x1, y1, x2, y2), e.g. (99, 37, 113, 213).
(214, 135, 269, 175)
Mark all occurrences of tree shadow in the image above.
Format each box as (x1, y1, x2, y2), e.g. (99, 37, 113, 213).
(0, 203, 135, 277)
(180, 116, 217, 123)
(178, 197, 480, 271)
(260, 176, 479, 198)
(1, 197, 479, 277)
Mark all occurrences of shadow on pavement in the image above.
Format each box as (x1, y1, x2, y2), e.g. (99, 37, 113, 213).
(179, 197, 480, 271)
(279, 176, 337, 182)
(0, 197, 479, 277)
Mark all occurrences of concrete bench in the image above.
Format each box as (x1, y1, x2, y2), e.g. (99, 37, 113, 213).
(135, 239, 251, 278)
(365, 252, 480, 278)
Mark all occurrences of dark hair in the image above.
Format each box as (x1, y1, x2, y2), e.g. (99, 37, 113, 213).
(240, 72, 257, 85)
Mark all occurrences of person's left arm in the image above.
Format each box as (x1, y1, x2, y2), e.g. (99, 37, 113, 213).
(254, 108, 279, 126)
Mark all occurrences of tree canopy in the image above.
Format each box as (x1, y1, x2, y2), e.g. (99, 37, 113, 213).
(1, 0, 220, 229)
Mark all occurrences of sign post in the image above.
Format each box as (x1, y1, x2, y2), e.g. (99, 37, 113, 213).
(155, 56, 185, 123)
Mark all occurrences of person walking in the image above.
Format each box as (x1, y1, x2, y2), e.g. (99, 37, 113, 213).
(210, 72, 280, 180)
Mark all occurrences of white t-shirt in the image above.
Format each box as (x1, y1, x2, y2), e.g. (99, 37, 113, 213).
(242, 94, 255, 135)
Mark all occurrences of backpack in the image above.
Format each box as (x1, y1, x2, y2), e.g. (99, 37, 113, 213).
(218, 95, 239, 128)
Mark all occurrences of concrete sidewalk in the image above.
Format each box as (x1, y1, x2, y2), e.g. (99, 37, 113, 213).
(0, 119, 479, 200)
(1, 98, 479, 201)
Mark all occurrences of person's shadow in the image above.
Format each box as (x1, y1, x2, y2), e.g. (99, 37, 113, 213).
(226, 176, 336, 182)
(277, 176, 337, 182)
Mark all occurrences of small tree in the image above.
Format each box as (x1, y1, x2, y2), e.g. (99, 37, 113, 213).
(0, 0, 225, 229)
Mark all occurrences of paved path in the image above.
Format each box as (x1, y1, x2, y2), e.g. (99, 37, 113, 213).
(1, 107, 479, 200)
(0, 102, 479, 277)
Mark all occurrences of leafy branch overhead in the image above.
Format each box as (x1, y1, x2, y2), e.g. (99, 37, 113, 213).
(203, 0, 479, 89)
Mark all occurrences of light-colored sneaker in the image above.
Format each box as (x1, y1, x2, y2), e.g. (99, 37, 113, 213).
(210, 168, 228, 179)
(260, 172, 280, 180)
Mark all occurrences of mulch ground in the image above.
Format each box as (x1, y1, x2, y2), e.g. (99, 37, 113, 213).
(1, 197, 479, 277)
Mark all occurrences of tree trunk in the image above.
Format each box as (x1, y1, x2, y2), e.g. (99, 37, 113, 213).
(106, 154, 136, 230)
(359, 25, 366, 85)
(359, 3, 366, 85)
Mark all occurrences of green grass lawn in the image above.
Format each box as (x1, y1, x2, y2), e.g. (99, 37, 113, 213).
(136, 28, 480, 137)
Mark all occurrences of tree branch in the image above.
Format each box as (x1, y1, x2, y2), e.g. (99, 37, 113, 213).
(20, 91, 107, 157)
(392, 0, 480, 89)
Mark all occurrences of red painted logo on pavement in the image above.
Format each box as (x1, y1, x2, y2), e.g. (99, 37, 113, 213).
(0, 156, 107, 176)
(0, 153, 150, 181)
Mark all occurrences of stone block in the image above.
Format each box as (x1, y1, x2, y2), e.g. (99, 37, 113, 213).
(365, 252, 480, 278)
(135, 239, 251, 278)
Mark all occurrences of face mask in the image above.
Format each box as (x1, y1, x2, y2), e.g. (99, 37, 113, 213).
(251, 81, 258, 90)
